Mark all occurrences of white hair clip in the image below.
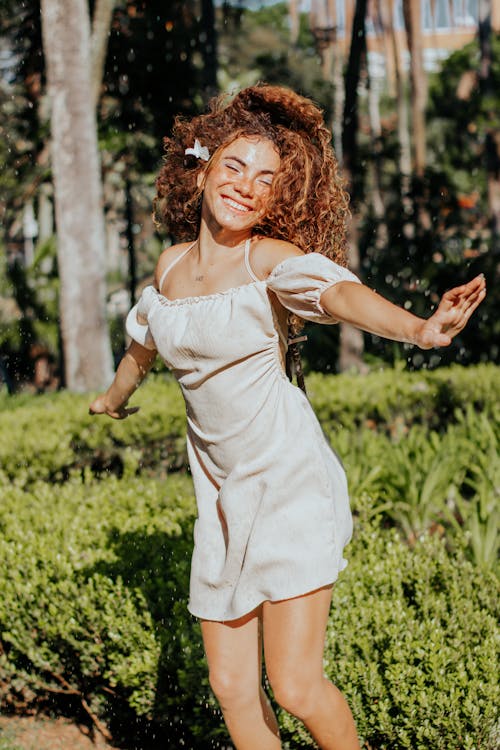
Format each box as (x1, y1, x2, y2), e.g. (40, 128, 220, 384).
(184, 139, 210, 162)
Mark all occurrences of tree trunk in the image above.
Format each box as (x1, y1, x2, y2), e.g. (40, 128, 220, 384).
(289, 0, 300, 46)
(342, 0, 367, 195)
(402, 0, 426, 178)
(331, 41, 344, 164)
(41, 0, 114, 392)
(201, 0, 218, 100)
(125, 177, 137, 309)
(338, 0, 367, 373)
(403, 0, 432, 232)
(379, 0, 411, 196)
(309, 0, 343, 159)
(339, 220, 367, 373)
(90, 0, 116, 108)
(366, 58, 388, 251)
(478, 0, 500, 245)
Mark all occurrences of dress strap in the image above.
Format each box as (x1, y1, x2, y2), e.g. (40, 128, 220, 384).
(158, 241, 196, 291)
(244, 238, 260, 282)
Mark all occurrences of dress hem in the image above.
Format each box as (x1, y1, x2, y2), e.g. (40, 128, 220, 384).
(187, 565, 347, 622)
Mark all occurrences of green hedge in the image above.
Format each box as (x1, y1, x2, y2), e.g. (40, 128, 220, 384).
(306, 362, 500, 433)
(1, 366, 498, 573)
(0, 473, 205, 746)
(0, 475, 498, 749)
(0, 378, 187, 487)
(0, 364, 498, 747)
(0, 363, 498, 487)
(281, 499, 500, 750)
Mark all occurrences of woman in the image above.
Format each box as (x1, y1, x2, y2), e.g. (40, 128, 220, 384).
(89, 85, 485, 750)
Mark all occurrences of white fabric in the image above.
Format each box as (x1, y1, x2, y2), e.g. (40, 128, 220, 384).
(126, 252, 359, 620)
(125, 300, 156, 350)
(267, 252, 360, 323)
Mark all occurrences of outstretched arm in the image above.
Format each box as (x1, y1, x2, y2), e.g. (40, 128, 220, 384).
(320, 274, 486, 349)
(89, 341, 157, 419)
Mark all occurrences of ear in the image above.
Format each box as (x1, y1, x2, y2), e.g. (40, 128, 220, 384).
(196, 168, 207, 190)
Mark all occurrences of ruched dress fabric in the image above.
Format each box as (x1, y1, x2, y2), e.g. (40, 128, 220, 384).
(126, 247, 361, 621)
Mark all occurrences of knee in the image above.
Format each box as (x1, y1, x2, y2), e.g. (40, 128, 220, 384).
(268, 673, 319, 719)
(208, 666, 253, 709)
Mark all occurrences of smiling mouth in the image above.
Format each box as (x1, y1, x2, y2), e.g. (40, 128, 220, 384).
(222, 196, 252, 213)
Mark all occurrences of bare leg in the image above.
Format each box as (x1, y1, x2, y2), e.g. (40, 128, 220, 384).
(201, 606, 281, 750)
(263, 586, 360, 750)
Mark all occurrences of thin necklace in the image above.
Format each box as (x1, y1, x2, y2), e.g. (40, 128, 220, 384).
(194, 237, 250, 282)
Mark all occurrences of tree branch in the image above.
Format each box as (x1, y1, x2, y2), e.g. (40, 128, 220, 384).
(46, 669, 114, 742)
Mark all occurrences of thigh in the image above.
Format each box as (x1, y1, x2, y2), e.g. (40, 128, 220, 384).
(262, 585, 333, 684)
(201, 606, 263, 699)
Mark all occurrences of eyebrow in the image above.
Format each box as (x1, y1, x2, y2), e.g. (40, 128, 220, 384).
(224, 155, 276, 175)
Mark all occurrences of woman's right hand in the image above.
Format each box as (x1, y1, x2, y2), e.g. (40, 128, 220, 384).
(89, 394, 140, 420)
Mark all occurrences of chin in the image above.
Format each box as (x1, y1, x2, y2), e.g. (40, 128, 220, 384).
(217, 213, 256, 232)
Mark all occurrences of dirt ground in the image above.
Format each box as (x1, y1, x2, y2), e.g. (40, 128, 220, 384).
(0, 716, 118, 750)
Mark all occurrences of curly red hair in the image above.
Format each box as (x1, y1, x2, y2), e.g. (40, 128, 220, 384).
(154, 84, 350, 265)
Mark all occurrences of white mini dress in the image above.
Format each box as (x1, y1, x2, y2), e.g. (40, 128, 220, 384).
(126, 240, 360, 621)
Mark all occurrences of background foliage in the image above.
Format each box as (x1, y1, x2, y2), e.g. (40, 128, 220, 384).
(0, 3, 499, 387)
(0, 365, 498, 749)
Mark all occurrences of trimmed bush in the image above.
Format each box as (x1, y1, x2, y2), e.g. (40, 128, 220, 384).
(0, 377, 187, 487)
(0, 472, 209, 745)
(0, 364, 498, 747)
(0, 364, 498, 487)
(280, 500, 500, 749)
(1, 475, 498, 748)
(307, 362, 500, 433)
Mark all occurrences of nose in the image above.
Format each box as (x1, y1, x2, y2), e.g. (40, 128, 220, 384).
(234, 174, 253, 197)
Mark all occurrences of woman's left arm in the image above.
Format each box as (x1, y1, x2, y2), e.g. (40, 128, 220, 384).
(320, 274, 486, 349)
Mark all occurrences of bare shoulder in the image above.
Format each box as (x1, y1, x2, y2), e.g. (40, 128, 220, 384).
(250, 237, 304, 279)
(154, 242, 195, 288)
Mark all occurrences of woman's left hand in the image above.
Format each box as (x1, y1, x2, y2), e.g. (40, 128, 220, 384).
(414, 274, 486, 350)
(89, 394, 140, 420)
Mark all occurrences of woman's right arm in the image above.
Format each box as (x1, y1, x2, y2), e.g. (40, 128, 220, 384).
(89, 340, 157, 419)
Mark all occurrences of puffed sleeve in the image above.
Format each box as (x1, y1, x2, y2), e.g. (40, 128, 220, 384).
(125, 287, 157, 350)
(266, 252, 361, 324)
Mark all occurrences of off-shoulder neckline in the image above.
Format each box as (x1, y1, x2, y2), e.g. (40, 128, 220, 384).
(145, 252, 326, 306)
(147, 279, 266, 306)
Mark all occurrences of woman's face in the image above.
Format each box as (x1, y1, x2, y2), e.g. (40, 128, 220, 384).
(199, 136, 280, 235)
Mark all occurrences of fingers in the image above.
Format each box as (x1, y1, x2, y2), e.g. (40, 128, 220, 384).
(417, 274, 486, 350)
(106, 405, 140, 420)
(439, 275, 486, 318)
(88, 397, 106, 415)
(88, 403, 140, 419)
(462, 285, 486, 314)
(123, 406, 140, 417)
(444, 274, 486, 302)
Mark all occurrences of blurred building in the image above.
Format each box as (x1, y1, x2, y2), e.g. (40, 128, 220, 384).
(309, 0, 500, 81)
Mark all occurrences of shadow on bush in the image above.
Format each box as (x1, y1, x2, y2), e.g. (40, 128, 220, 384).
(86, 524, 230, 749)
